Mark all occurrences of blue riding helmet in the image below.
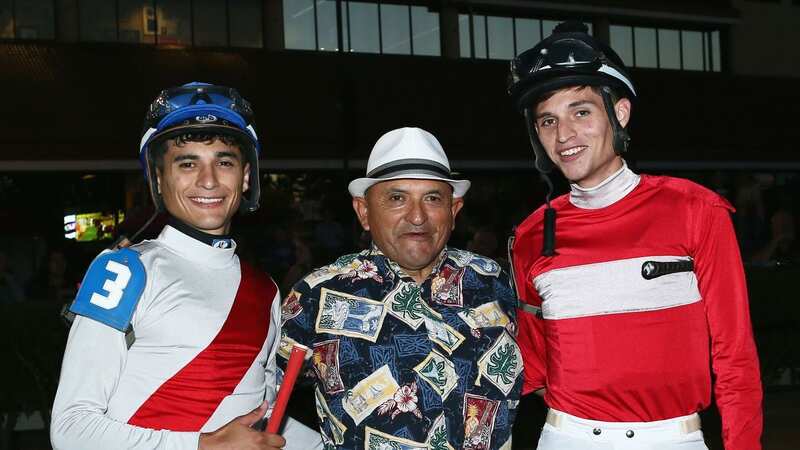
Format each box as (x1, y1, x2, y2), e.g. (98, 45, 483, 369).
(139, 82, 261, 212)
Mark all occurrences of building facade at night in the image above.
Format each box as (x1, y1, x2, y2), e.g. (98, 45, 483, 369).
(1, 0, 798, 170)
(0, 0, 798, 243)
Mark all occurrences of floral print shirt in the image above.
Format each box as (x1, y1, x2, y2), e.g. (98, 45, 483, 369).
(278, 245, 522, 450)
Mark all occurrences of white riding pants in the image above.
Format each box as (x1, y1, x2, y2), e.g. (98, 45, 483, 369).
(536, 408, 709, 450)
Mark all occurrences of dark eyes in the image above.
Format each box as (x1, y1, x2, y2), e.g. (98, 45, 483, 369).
(539, 110, 590, 128)
(386, 194, 441, 202)
(177, 160, 236, 169)
(539, 118, 556, 128)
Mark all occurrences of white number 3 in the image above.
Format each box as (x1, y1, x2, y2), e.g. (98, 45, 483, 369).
(90, 261, 132, 309)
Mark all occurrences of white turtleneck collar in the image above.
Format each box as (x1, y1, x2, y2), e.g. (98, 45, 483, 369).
(158, 225, 237, 269)
(569, 161, 641, 209)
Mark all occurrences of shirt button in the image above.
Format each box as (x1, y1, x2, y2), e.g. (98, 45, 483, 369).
(592, 428, 601, 435)
(626, 430, 635, 438)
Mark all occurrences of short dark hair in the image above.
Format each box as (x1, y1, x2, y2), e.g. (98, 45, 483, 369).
(152, 132, 244, 169)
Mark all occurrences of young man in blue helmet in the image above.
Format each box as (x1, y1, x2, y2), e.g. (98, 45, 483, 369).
(51, 83, 321, 450)
(508, 23, 762, 450)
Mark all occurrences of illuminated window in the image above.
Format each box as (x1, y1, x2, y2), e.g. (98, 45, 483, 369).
(347, 1, 379, 53)
(472, 14, 486, 58)
(634, 27, 658, 68)
(610, 24, 722, 72)
(411, 6, 439, 56)
(487, 16, 513, 60)
(658, 29, 680, 70)
(283, 0, 316, 50)
(610, 24, 633, 66)
(682, 30, 704, 71)
(459, 13, 591, 60)
(711, 31, 721, 71)
(514, 18, 541, 55)
(458, 14, 470, 57)
(381, 3, 410, 54)
(315, 0, 338, 51)
(283, 1, 439, 56)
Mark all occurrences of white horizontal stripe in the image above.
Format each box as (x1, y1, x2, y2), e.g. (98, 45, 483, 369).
(534, 256, 700, 320)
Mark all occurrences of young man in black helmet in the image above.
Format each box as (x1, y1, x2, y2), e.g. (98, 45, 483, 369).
(508, 23, 762, 450)
(51, 83, 320, 450)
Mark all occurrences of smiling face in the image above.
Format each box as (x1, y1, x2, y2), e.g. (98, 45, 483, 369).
(352, 178, 464, 283)
(156, 138, 250, 235)
(534, 86, 631, 188)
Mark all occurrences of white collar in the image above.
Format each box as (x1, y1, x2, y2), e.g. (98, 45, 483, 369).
(158, 225, 237, 268)
(569, 161, 641, 209)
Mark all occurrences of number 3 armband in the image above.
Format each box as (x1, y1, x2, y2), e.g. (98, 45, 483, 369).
(70, 248, 147, 332)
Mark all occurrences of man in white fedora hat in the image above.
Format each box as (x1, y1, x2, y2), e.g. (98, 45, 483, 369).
(277, 127, 523, 449)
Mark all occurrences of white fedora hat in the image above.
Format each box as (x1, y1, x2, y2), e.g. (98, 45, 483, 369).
(348, 127, 471, 198)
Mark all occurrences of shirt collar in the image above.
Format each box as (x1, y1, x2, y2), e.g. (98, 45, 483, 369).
(569, 160, 641, 209)
(167, 216, 234, 248)
(368, 243, 449, 282)
(159, 225, 237, 268)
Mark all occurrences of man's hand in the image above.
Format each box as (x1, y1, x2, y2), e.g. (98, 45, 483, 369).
(199, 402, 287, 450)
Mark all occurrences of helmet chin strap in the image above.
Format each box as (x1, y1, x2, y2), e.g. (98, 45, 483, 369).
(523, 108, 554, 174)
(238, 164, 260, 213)
(539, 173, 557, 257)
(523, 108, 557, 257)
(600, 87, 631, 155)
(144, 155, 165, 212)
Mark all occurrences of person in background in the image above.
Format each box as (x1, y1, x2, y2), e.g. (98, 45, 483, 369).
(0, 251, 24, 303)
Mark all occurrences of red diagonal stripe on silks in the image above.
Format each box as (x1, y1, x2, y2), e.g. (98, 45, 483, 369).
(128, 263, 275, 431)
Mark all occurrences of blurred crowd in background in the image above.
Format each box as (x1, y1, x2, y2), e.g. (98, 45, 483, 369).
(0, 168, 797, 306)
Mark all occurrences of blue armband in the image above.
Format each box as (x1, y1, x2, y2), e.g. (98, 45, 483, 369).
(70, 248, 146, 332)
